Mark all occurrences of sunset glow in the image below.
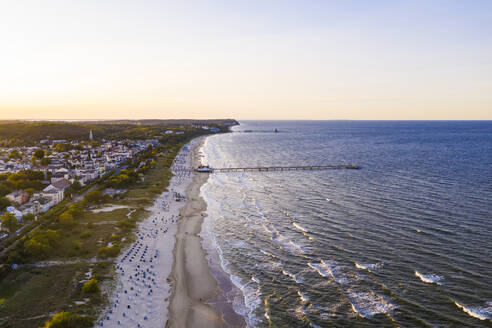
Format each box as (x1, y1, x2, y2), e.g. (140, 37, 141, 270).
(1, 1, 491, 120)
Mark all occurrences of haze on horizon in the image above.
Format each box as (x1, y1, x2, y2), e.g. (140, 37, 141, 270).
(1, 1, 491, 121)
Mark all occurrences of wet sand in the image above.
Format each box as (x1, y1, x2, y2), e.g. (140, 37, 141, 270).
(168, 139, 225, 327)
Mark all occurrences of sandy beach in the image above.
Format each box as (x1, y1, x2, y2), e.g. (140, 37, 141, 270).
(97, 136, 245, 328)
(98, 138, 199, 327)
(168, 138, 246, 328)
(167, 138, 224, 327)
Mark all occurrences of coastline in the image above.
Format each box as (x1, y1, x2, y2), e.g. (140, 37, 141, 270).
(168, 136, 246, 327)
(101, 138, 199, 327)
(99, 132, 246, 327)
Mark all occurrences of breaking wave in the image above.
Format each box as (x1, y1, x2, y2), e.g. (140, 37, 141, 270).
(282, 269, 304, 284)
(355, 261, 383, 272)
(308, 260, 346, 284)
(454, 301, 492, 321)
(348, 291, 397, 318)
(415, 271, 444, 285)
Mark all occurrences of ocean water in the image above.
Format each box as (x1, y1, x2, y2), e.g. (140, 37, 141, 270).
(199, 121, 492, 327)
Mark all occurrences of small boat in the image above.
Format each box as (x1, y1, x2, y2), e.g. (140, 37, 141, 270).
(196, 165, 213, 173)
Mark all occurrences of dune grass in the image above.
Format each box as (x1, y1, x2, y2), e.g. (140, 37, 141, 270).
(0, 262, 112, 328)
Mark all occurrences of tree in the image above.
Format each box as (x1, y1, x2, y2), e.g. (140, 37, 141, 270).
(34, 149, 45, 159)
(22, 213, 35, 222)
(0, 197, 10, 211)
(23, 230, 59, 258)
(24, 188, 36, 196)
(24, 238, 50, 258)
(67, 202, 84, 219)
(43, 312, 92, 328)
(40, 157, 51, 166)
(84, 190, 103, 204)
(8, 150, 21, 159)
(1, 213, 19, 234)
(81, 279, 100, 293)
(66, 181, 82, 198)
(59, 212, 76, 228)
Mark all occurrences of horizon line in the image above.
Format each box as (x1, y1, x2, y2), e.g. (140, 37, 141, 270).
(0, 119, 492, 122)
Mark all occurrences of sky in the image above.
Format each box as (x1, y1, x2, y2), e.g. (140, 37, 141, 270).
(0, 0, 491, 120)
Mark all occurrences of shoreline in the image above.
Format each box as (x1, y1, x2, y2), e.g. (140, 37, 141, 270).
(98, 132, 246, 327)
(100, 138, 199, 327)
(168, 136, 246, 327)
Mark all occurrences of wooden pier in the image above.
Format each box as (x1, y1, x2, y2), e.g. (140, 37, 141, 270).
(194, 164, 360, 173)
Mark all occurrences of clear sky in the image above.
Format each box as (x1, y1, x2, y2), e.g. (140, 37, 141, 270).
(1, 0, 491, 120)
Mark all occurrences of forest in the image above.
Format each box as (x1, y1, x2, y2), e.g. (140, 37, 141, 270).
(0, 119, 237, 144)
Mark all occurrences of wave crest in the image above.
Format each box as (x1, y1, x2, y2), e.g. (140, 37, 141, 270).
(454, 301, 492, 321)
(415, 270, 443, 285)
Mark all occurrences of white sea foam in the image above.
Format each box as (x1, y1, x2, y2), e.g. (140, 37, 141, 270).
(200, 189, 261, 327)
(454, 301, 492, 321)
(229, 239, 252, 249)
(292, 222, 315, 240)
(415, 270, 444, 285)
(271, 230, 305, 254)
(348, 291, 397, 318)
(261, 223, 274, 235)
(308, 262, 330, 278)
(259, 249, 276, 258)
(355, 261, 383, 272)
(293, 222, 308, 233)
(230, 274, 262, 326)
(255, 261, 282, 271)
(282, 269, 304, 284)
(298, 290, 310, 303)
(308, 260, 346, 284)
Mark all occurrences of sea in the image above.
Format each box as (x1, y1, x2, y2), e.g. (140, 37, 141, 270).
(199, 121, 492, 327)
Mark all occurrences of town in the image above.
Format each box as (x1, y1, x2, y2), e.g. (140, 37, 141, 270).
(0, 131, 162, 237)
(0, 121, 230, 241)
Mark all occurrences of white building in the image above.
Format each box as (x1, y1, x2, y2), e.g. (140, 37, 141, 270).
(40, 185, 64, 206)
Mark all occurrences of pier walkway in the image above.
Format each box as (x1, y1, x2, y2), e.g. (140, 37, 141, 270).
(190, 164, 360, 173)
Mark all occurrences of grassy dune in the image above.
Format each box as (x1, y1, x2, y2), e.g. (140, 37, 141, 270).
(0, 149, 181, 328)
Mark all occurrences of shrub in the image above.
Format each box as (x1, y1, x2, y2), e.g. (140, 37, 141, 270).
(40, 157, 51, 166)
(116, 219, 135, 230)
(34, 149, 45, 159)
(97, 244, 120, 258)
(109, 234, 121, 242)
(80, 230, 92, 239)
(22, 213, 35, 222)
(23, 230, 60, 259)
(59, 212, 76, 229)
(43, 311, 93, 328)
(67, 202, 84, 218)
(6, 250, 21, 264)
(0, 264, 12, 280)
(81, 279, 100, 294)
(0, 197, 10, 210)
(84, 190, 105, 204)
(1, 212, 19, 234)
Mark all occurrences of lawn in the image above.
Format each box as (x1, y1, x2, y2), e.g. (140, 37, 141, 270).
(0, 262, 112, 328)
